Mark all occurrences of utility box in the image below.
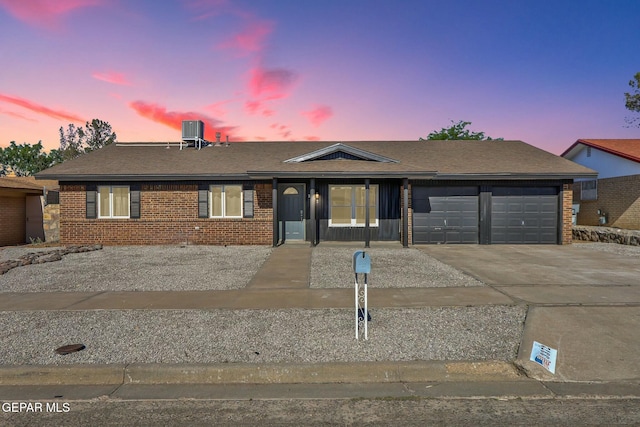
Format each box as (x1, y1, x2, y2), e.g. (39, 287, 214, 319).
(181, 120, 204, 141)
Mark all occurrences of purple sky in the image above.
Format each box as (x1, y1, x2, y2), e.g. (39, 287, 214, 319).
(1, 0, 639, 154)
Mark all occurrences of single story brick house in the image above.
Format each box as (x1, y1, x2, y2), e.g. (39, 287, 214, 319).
(36, 137, 596, 246)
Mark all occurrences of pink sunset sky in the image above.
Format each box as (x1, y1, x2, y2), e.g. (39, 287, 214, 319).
(0, 0, 638, 154)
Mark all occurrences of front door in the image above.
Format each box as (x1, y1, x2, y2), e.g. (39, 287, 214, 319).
(279, 184, 305, 241)
(25, 195, 45, 243)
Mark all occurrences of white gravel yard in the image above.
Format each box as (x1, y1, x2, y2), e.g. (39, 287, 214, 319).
(572, 241, 640, 257)
(0, 306, 526, 365)
(310, 246, 485, 288)
(0, 246, 272, 292)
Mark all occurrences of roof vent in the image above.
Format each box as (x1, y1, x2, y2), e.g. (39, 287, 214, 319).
(181, 120, 208, 150)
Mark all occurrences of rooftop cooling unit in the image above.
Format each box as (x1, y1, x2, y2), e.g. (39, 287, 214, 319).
(182, 120, 204, 142)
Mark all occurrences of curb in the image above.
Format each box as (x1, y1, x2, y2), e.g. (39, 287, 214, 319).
(0, 361, 524, 386)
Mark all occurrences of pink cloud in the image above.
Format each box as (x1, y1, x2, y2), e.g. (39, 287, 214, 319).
(92, 71, 132, 86)
(244, 100, 263, 115)
(303, 136, 321, 141)
(129, 100, 236, 141)
(248, 66, 297, 99)
(0, 108, 38, 122)
(269, 122, 292, 139)
(302, 105, 333, 127)
(0, 0, 102, 29)
(204, 99, 234, 117)
(217, 20, 274, 55)
(244, 66, 297, 116)
(0, 93, 83, 122)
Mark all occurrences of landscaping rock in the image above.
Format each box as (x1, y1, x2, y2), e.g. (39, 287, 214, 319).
(0, 245, 102, 275)
(573, 225, 640, 246)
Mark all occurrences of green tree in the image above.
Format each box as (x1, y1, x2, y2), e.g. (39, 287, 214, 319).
(420, 120, 502, 141)
(59, 119, 116, 160)
(58, 123, 83, 160)
(624, 72, 640, 127)
(0, 141, 61, 176)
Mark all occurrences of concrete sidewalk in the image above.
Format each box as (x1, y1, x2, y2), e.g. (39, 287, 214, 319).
(1, 243, 640, 390)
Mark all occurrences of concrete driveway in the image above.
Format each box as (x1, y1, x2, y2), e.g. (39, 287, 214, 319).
(417, 244, 640, 286)
(419, 243, 640, 382)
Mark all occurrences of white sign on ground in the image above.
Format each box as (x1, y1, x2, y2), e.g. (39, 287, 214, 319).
(530, 341, 558, 374)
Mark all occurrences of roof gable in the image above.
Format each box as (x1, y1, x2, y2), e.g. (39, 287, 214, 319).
(562, 139, 640, 163)
(283, 143, 399, 164)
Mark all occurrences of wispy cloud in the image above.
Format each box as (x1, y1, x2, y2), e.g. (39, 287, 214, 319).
(204, 99, 235, 117)
(270, 122, 292, 139)
(129, 100, 236, 140)
(301, 105, 333, 127)
(0, 0, 103, 30)
(183, 0, 230, 21)
(0, 93, 83, 122)
(0, 108, 38, 122)
(248, 66, 297, 99)
(244, 65, 297, 116)
(92, 71, 133, 86)
(217, 20, 274, 55)
(303, 136, 321, 141)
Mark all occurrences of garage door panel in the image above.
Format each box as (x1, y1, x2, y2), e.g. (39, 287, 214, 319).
(491, 187, 558, 244)
(412, 187, 478, 244)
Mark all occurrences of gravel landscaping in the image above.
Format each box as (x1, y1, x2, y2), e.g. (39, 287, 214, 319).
(572, 241, 640, 257)
(0, 306, 526, 365)
(0, 246, 272, 292)
(310, 247, 485, 288)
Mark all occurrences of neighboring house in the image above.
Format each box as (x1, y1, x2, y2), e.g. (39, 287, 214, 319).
(562, 139, 640, 230)
(36, 128, 595, 246)
(0, 177, 59, 246)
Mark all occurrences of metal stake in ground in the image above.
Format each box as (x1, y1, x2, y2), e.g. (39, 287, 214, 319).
(353, 251, 371, 340)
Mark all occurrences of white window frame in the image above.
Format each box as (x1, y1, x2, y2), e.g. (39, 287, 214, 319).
(97, 185, 130, 219)
(210, 184, 243, 218)
(328, 184, 379, 227)
(581, 179, 598, 201)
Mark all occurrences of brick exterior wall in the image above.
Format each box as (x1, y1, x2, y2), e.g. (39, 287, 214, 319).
(573, 174, 640, 230)
(403, 183, 413, 245)
(60, 183, 273, 245)
(561, 183, 573, 244)
(0, 195, 25, 246)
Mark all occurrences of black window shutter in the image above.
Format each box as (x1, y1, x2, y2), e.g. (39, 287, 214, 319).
(198, 189, 209, 218)
(243, 189, 254, 218)
(86, 187, 97, 219)
(130, 189, 140, 219)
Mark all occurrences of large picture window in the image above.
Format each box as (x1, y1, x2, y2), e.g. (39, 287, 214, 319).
(98, 186, 130, 218)
(329, 185, 378, 226)
(210, 185, 242, 218)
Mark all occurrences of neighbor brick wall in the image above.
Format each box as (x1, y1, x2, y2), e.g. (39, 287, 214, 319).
(574, 174, 640, 230)
(60, 182, 273, 245)
(0, 195, 25, 246)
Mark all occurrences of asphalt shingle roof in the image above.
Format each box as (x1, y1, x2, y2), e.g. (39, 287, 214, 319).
(36, 140, 596, 181)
